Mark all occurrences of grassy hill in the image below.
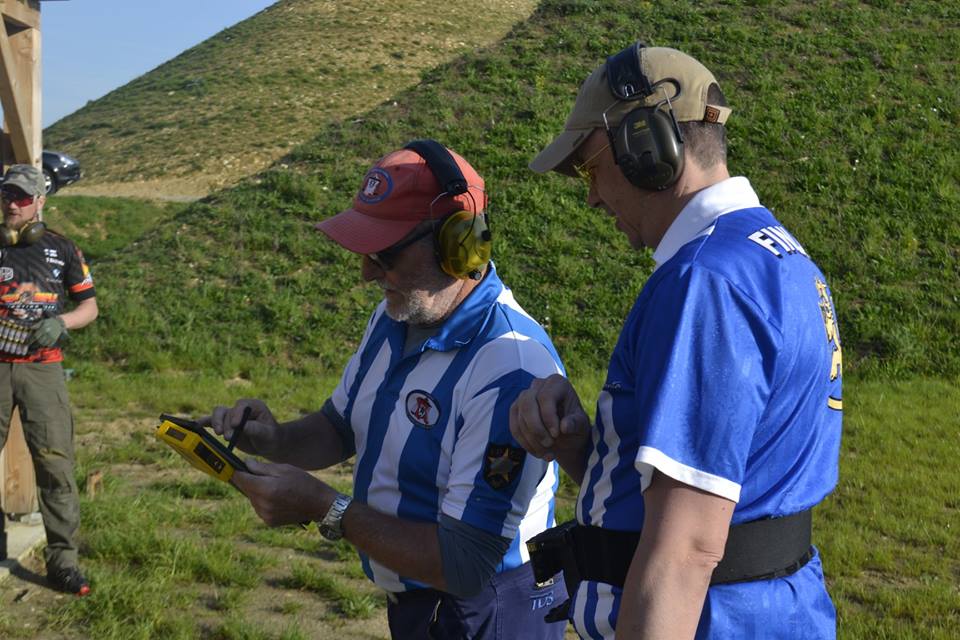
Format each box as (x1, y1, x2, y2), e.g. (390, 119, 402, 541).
(43, 0, 538, 199)
(48, 0, 959, 401)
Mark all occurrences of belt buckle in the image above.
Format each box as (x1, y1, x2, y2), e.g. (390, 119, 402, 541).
(533, 576, 555, 589)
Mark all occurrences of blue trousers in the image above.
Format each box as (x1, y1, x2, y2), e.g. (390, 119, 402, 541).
(386, 563, 567, 639)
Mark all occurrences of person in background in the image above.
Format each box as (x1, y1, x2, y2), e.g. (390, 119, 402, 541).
(0, 164, 98, 596)
(204, 140, 568, 639)
(510, 43, 842, 639)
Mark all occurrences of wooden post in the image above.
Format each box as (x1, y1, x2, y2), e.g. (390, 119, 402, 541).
(0, 408, 39, 515)
(0, 0, 42, 167)
(0, 0, 42, 517)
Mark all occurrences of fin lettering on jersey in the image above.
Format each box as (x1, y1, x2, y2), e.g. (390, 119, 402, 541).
(748, 226, 809, 258)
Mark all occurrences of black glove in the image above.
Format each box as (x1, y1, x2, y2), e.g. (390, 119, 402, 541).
(32, 316, 67, 347)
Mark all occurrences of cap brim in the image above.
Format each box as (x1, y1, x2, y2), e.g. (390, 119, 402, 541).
(528, 128, 592, 176)
(315, 207, 421, 254)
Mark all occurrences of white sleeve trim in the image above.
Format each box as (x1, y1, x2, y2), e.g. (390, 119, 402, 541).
(636, 446, 741, 503)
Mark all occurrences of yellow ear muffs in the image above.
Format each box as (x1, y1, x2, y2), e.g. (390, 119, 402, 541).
(0, 226, 18, 246)
(0, 220, 45, 247)
(436, 210, 492, 280)
(19, 220, 46, 245)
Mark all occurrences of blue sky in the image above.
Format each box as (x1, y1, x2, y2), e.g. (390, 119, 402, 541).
(40, 0, 277, 127)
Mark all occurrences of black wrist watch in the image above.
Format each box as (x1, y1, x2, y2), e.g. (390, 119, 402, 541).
(318, 493, 352, 541)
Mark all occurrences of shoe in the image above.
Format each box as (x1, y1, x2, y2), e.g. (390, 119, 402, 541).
(48, 566, 91, 596)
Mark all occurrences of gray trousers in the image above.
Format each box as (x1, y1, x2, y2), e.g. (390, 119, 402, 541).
(0, 361, 79, 572)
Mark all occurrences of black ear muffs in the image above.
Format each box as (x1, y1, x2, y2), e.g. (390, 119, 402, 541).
(0, 220, 46, 246)
(403, 139, 492, 280)
(611, 106, 684, 191)
(605, 42, 685, 191)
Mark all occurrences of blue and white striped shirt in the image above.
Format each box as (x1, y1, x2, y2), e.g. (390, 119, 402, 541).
(330, 264, 564, 593)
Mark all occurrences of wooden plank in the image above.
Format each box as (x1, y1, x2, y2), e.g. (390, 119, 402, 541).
(0, 1, 41, 30)
(0, 0, 41, 516)
(0, 20, 32, 164)
(0, 407, 39, 515)
(16, 18, 39, 163)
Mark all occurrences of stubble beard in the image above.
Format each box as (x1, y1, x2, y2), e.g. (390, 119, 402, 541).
(382, 269, 460, 327)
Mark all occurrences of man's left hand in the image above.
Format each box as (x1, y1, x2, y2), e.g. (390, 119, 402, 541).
(231, 459, 334, 527)
(32, 316, 66, 347)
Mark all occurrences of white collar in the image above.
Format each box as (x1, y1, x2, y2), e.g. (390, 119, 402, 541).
(651, 176, 760, 271)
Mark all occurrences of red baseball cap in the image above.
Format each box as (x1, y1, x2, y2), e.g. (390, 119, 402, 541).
(316, 146, 486, 254)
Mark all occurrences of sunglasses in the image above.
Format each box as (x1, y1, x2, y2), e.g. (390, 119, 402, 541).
(0, 190, 36, 208)
(367, 227, 434, 271)
(572, 141, 610, 188)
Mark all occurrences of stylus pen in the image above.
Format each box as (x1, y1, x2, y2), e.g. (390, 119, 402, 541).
(227, 406, 311, 530)
(227, 406, 251, 452)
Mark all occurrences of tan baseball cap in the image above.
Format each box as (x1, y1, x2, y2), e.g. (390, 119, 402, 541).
(530, 45, 732, 176)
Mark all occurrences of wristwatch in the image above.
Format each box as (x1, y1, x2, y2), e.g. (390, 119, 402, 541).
(318, 493, 353, 541)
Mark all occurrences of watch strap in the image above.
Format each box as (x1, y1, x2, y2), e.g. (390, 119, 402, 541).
(318, 493, 352, 541)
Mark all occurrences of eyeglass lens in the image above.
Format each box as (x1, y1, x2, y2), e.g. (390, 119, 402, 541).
(0, 190, 35, 207)
(367, 227, 434, 271)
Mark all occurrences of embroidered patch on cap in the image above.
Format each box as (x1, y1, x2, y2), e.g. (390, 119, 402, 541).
(406, 390, 441, 429)
(357, 167, 393, 204)
(483, 444, 525, 490)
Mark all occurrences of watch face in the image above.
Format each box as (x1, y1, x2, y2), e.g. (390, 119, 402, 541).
(319, 523, 342, 541)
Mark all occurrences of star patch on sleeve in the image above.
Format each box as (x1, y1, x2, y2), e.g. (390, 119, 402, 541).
(483, 443, 525, 490)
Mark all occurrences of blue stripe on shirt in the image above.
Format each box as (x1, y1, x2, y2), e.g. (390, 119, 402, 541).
(395, 345, 479, 522)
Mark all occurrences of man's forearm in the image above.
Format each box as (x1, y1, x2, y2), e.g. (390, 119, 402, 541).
(60, 297, 98, 330)
(270, 411, 347, 470)
(614, 472, 733, 639)
(340, 501, 447, 591)
(557, 440, 590, 485)
(614, 544, 715, 639)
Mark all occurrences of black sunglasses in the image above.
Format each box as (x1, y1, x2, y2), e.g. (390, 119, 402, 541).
(367, 227, 434, 271)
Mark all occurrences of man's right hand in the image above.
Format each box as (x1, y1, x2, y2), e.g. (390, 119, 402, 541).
(509, 374, 591, 478)
(197, 399, 281, 459)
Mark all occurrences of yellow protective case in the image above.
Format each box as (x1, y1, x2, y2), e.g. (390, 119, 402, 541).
(155, 414, 248, 483)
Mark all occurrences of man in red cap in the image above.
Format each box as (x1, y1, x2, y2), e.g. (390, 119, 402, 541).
(202, 140, 568, 639)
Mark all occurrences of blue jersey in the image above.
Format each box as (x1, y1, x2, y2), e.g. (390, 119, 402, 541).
(572, 178, 842, 639)
(330, 264, 564, 593)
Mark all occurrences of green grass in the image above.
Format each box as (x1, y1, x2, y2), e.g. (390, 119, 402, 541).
(41, 195, 184, 262)
(819, 378, 960, 639)
(282, 565, 380, 619)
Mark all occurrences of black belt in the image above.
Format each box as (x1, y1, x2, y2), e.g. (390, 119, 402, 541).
(528, 510, 814, 621)
(386, 587, 443, 606)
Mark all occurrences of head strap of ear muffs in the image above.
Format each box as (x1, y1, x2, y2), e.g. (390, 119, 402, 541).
(604, 41, 685, 191)
(403, 139, 491, 280)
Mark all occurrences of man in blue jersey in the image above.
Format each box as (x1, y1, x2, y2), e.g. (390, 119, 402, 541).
(203, 140, 567, 639)
(510, 43, 843, 639)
